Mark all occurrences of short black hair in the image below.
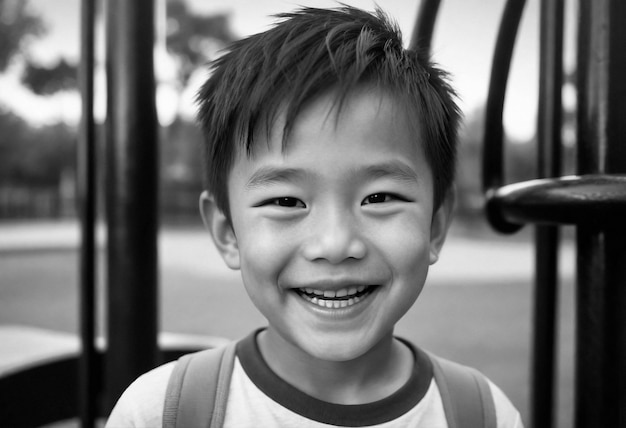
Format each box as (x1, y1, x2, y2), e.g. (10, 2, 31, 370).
(196, 5, 461, 219)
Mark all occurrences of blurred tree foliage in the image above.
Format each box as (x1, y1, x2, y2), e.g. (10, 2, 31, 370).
(0, 0, 238, 219)
(0, 0, 45, 72)
(0, 110, 74, 186)
(166, 0, 236, 88)
(160, 0, 237, 220)
(21, 58, 77, 95)
(0, 0, 78, 94)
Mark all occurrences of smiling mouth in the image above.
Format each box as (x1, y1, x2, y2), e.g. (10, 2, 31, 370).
(295, 285, 377, 309)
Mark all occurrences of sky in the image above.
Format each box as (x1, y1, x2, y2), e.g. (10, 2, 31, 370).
(0, 0, 572, 141)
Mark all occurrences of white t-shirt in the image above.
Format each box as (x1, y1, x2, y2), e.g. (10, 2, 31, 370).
(106, 332, 523, 428)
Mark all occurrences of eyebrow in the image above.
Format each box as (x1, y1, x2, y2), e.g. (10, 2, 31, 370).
(357, 161, 420, 184)
(245, 167, 307, 190)
(244, 161, 419, 190)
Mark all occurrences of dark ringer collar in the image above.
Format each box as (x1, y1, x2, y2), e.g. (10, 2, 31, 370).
(236, 329, 433, 427)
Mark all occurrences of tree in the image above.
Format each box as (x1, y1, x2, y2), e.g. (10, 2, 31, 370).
(166, 0, 236, 90)
(0, 110, 75, 185)
(0, 0, 79, 95)
(160, 1, 237, 218)
(0, 0, 44, 72)
(21, 58, 77, 95)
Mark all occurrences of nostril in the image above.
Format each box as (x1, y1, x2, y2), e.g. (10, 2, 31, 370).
(347, 239, 367, 260)
(301, 232, 367, 263)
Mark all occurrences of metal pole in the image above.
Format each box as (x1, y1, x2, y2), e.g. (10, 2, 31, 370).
(603, 2, 626, 422)
(575, 0, 626, 426)
(105, 0, 159, 410)
(482, 0, 527, 234)
(409, 0, 441, 51)
(531, 1, 564, 427)
(78, 0, 97, 425)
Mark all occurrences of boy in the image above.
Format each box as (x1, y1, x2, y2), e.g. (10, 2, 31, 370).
(107, 5, 523, 427)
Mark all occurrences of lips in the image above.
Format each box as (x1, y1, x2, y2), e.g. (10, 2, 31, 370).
(295, 284, 377, 309)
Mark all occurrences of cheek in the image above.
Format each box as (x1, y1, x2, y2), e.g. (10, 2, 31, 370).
(373, 216, 432, 275)
(237, 222, 297, 285)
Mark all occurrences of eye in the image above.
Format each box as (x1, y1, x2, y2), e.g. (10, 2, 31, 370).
(362, 193, 395, 205)
(269, 197, 306, 208)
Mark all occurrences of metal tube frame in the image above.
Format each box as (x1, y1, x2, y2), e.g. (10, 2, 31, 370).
(532, 1, 564, 427)
(78, 0, 97, 425)
(104, 0, 159, 411)
(409, 0, 442, 51)
(575, 1, 626, 426)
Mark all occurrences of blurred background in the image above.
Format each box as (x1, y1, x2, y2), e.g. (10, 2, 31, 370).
(0, 0, 579, 426)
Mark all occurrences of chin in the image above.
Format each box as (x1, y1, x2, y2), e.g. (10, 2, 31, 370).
(296, 333, 378, 362)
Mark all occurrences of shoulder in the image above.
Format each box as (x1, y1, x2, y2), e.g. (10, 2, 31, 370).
(424, 350, 524, 428)
(486, 379, 525, 428)
(105, 362, 175, 428)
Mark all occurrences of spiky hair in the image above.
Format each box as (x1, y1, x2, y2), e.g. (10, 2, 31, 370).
(196, 5, 461, 219)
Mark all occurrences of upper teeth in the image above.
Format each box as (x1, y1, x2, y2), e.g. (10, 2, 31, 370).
(300, 285, 367, 298)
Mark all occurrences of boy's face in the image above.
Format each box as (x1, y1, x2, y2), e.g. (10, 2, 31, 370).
(203, 86, 452, 362)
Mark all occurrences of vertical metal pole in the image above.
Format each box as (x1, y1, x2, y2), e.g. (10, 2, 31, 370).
(575, 0, 626, 426)
(78, 0, 97, 425)
(602, 0, 626, 423)
(105, 0, 159, 410)
(604, 2, 626, 421)
(532, 1, 563, 427)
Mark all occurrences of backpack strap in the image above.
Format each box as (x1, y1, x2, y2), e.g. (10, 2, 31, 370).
(429, 353, 497, 428)
(163, 341, 237, 428)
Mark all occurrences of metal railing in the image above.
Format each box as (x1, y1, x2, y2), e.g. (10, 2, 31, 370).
(483, 1, 626, 427)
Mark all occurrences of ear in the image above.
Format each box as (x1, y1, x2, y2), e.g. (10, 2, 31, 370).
(199, 191, 240, 270)
(429, 186, 456, 265)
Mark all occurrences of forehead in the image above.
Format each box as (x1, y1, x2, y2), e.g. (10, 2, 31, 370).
(247, 86, 424, 160)
(227, 86, 432, 189)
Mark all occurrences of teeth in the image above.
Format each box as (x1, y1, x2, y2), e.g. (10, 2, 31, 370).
(299, 287, 374, 309)
(300, 285, 369, 299)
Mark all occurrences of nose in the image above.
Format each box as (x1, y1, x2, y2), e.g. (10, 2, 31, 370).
(301, 207, 367, 264)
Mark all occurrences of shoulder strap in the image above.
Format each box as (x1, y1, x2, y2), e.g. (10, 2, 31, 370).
(163, 341, 237, 428)
(429, 353, 497, 428)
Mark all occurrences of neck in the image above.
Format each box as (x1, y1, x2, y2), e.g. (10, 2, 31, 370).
(256, 328, 414, 404)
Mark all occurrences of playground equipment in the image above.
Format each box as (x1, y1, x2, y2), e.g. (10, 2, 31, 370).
(0, 0, 624, 426)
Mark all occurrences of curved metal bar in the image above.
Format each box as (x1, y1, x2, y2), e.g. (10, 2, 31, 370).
(482, 0, 527, 233)
(409, 0, 442, 51)
(0, 338, 226, 427)
(0, 353, 101, 427)
(488, 175, 626, 226)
